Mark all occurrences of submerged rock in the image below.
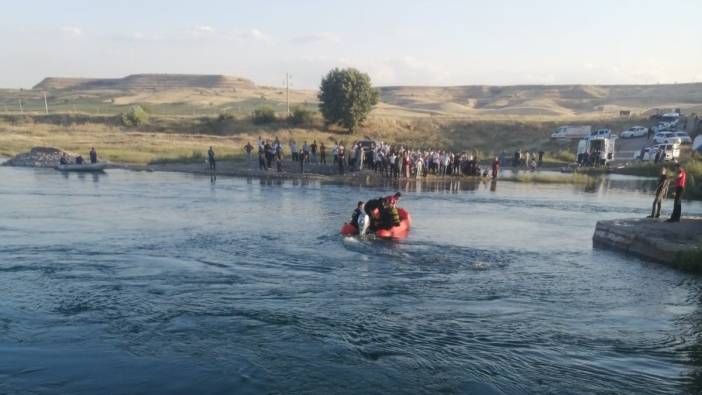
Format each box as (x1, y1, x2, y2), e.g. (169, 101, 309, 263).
(3, 147, 76, 168)
(593, 217, 702, 271)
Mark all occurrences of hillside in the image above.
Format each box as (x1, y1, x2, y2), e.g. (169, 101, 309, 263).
(6, 74, 702, 120)
(33, 74, 256, 91)
(376, 83, 702, 118)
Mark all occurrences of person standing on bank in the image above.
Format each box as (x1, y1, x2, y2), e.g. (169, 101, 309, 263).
(207, 146, 216, 170)
(492, 156, 500, 178)
(90, 147, 98, 164)
(666, 163, 687, 223)
(337, 142, 345, 175)
(244, 142, 253, 160)
(310, 140, 318, 163)
(647, 167, 670, 218)
(320, 143, 327, 165)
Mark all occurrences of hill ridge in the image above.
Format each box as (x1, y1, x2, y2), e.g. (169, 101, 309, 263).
(33, 73, 256, 91)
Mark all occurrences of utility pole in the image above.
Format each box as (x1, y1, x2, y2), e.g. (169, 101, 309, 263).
(19, 99, 23, 114)
(43, 91, 49, 114)
(285, 73, 292, 117)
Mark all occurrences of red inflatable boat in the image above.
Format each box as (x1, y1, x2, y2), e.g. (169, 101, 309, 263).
(340, 207, 412, 239)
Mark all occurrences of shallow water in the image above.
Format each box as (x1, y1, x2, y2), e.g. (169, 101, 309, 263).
(1, 167, 702, 394)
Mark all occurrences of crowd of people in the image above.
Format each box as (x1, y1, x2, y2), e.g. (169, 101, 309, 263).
(242, 138, 528, 179)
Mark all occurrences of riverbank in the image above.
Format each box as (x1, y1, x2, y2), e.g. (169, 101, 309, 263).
(144, 156, 602, 190)
(593, 217, 702, 272)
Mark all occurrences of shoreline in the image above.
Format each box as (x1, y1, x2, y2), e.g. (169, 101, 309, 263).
(138, 159, 607, 188)
(3, 153, 653, 189)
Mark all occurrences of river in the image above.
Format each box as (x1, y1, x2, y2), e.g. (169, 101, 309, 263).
(1, 167, 701, 394)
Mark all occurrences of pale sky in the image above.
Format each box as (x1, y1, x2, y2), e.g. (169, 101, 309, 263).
(1, 0, 701, 89)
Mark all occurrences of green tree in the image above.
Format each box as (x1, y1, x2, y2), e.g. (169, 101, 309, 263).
(252, 106, 276, 124)
(318, 68, 379, 133)
(121, 105, 149, 127)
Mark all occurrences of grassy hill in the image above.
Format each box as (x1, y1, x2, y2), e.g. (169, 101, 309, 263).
(4, 74, 701, 119)
(1, 74, 700, 165)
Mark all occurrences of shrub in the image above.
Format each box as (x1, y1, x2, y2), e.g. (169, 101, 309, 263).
(217, 111, 236, 122)
(121, 105, 149, 127)
(288, 107, 317, 126)
(252, 106, 276, 124)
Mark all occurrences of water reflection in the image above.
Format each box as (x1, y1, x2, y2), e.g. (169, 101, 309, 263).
(58, 171, 107, 183)
(336, 172, 661, 198)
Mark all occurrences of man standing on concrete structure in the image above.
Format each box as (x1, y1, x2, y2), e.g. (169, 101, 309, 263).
(647, 167, 670, 218)
(666, 163, 687, 223)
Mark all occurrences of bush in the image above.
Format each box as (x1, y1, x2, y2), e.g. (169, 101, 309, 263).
(252, 106, 276, 124)
(218, 111, 236, 122)
(288, 107, 317, 126)
(543, 149, 576, 164)
(121, 105, 149, 127)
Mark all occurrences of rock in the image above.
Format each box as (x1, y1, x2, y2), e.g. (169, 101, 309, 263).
(593, 217, 702, 270)
(3, 147, 76, 168)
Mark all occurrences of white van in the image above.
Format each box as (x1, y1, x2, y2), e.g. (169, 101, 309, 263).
(577, 136, 615, 165)
(654, 143, 680, 161)
(551, 125, 591, 139)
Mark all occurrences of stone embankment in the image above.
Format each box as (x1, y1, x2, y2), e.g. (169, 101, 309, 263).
(593, 218, 702, 271)
(2, 147, 74, 168)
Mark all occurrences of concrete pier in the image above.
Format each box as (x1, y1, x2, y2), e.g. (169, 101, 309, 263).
(593, 217, 702, 271)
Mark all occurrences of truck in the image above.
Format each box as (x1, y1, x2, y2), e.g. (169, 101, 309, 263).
(551, 125, 592, 139)
(576, 136, 616, 166)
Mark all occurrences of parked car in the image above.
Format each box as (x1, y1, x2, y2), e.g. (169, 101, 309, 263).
(620, 126, 648, 138)
(652, 131, 682, 145)
(588, 128, 617, 139)
(673, 131, 692, 145)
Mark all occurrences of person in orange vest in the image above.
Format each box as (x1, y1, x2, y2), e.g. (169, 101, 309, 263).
(666, 163, 687, 222)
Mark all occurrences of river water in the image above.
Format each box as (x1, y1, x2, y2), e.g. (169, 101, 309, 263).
(1, 167, 702, 394)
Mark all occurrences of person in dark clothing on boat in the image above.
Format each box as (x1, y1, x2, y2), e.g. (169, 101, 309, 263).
(378, 197, 401, 230)
(363, 197, 385, 217)
(59, 153, 68, 165)
(75, 155, 84, 165)
(207, 146, 216, 170)
(89, 147, 97, 164)
(364, 194, 401, 230)
(350, 201, 364, 229)
(647, 167, 670, 218)
(384, 192, 401, 206)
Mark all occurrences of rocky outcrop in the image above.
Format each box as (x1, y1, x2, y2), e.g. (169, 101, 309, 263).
(33, 74, 256, 91)
(593, 218, 702, 270)
(3, 147, 75, 168)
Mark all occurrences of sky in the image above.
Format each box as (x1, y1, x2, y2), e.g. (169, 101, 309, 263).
(1, 0, 701, 89)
